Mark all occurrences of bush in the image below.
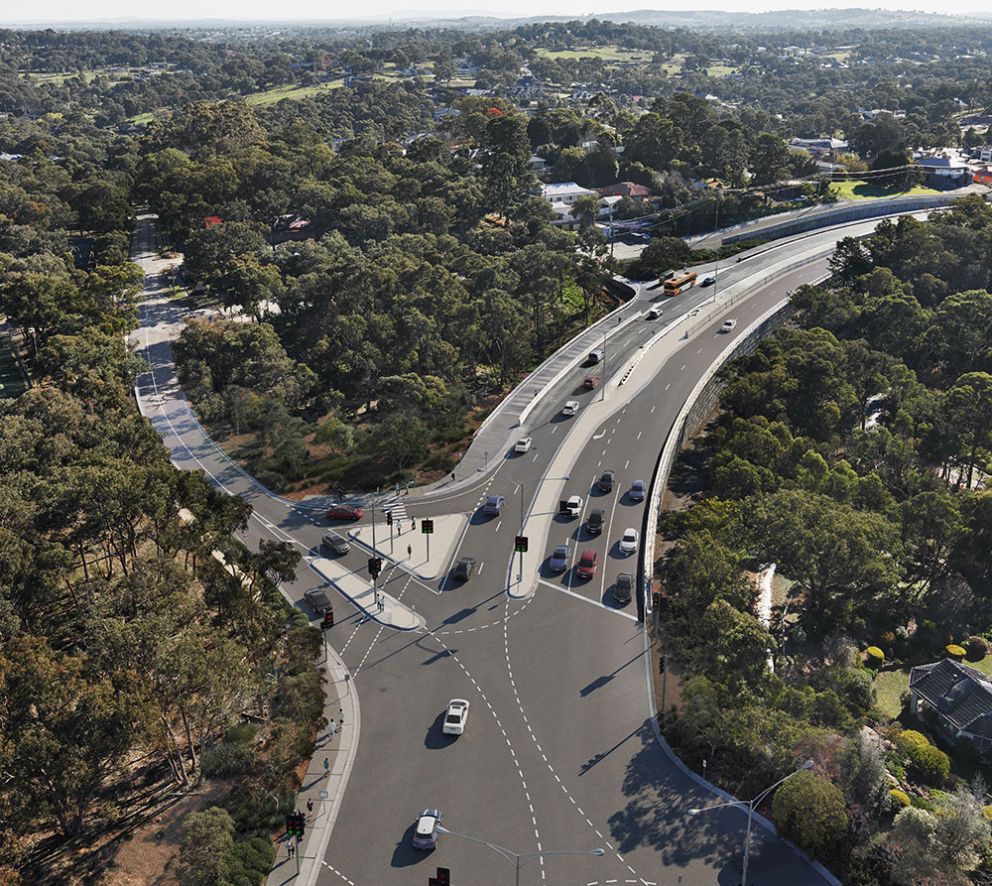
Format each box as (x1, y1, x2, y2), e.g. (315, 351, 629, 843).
(896, 730, 931, 756)
(967, 636, 988, 660)
(911, 744, 950, 786)
(202, 741, 258, 779)
(865, 646, 885, 666)
(771, 770, 849, 862)
(878, 630, 896, 650)
(226, 835, 275, 886)
(946, 644, 966, 660)
(889, 788, 911, 809)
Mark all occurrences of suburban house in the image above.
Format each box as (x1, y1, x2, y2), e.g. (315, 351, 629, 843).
(909, 658, 992, 759)
(790, 137, 848, 157)
(973, 167, 992, 186)
(271, 214, 313, 245)
(541, 181, 597, 206)
(529, 154, 550, 175)
(915, 153, 972, 188)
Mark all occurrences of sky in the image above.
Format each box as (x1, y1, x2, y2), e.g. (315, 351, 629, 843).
(2, 0, 991, 24)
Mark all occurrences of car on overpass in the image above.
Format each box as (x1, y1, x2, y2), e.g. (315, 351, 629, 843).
(700, 275, 716, 287)
(514, 436, 532, 454)
(614, 572, 633, 605)
(720, 318, 738, 333)
(598, 470, 616, 492)
(576, 549, 598, 579)
(562, 400, 580, 417)
(549, 544, 570, 572)
(645, 307, 663, 320)
(620, 528, 639, 554)
(587, 508, 604, 534)
(560, 496, 583, 518)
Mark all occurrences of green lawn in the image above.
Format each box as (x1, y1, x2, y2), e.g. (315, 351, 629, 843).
(829, 180, 940, 201)
(128, 111, 158, 125)
(535, 46, 653, 63)
(660, 54, 687, 75)
(706, 64, 738, 78)
(244, 80, 345, 106)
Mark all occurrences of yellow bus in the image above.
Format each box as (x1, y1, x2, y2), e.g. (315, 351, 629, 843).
(663, 270, 697, 295)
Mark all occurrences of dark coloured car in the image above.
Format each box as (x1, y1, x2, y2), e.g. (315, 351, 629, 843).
(304, 589, 333, 615)
(576, 549, 598, 579)
(598, 470, 616, 493)
(587, 509, 604, 535)
(321, 533, 351, 556)
(700, 275, 716, 287)
(629, 480, 646, 502)
(327, 504, 365, 521)
(549, 544, 570, 573)
(452, 557, 475, 581)
(482, 495, 505, 516)
(614, 572, 633, 605)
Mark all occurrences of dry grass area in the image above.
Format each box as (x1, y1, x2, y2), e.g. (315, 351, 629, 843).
(103, 781, 231, 886)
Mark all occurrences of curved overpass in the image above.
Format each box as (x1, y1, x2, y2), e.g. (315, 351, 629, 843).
(131, 213, 902, 886)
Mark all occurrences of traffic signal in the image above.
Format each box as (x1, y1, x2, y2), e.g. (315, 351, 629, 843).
(436, 867, 451, 886)
(421, 518, 434, 534)
(386, 511, 393, 526)
(285, 811, 306, 837)
(514, 535, 528, 553)
(368, 557, 382, 578)
(321, 610, 334, 630)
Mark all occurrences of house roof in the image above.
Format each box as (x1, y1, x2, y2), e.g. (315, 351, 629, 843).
(917, 155, 969, 169)
(541, 182, 596, 199)
(910, 658, 992, 737)
(598, 181, 651, 198)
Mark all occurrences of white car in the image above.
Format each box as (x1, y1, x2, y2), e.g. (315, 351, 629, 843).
(442, 698, 470, 735)
(562, 401, 580, 416)
(514, 437, 532, 454)
(560, 495, 583, 517)
(646, 307, 662, 320)
(412, 808, 443, 849)
(620, 528, 639, 554)
(720, 319, 737, 333)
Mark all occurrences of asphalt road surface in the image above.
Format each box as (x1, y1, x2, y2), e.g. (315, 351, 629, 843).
(130, 211, 887, 886)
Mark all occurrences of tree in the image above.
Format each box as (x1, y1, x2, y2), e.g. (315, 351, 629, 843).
(771, 770, 849, 862)
(628, 235, 691, 280)
(571, 194, 600, 231)
(944, 371, 992, 488)
(360, 411, 430, 471)
(480, 112, 532, 217)
(749, 132, 792, 185)
(625, 113, 684, 170)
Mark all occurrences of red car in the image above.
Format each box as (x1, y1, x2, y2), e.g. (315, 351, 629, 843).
(326, 504, 365, 521)
(576, 549, 598, 579)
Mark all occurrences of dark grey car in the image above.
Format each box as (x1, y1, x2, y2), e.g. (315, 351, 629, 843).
(587, 509, 604, 534)
(452, 557, 475, 581)
(614, 572, 633, 605)
(304, 588, 333, 615)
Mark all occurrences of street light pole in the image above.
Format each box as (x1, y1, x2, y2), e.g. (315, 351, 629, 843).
(600, 328, 607, 402)
(518, 482, 525, 582)
(689, 759, 813, 886)
(435, 825, 604, 886)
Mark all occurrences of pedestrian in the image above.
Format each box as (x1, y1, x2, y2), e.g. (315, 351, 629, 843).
(306, 798, 314, 815)
(397, 518, 402, 534)
(451, 471, 456, 482)
(407, 544, 412, 559)
(378, 595, 385, 614)
(323, 756, 329, 772)
(411, 517, 416, 531)
(288, 840, 295, 858)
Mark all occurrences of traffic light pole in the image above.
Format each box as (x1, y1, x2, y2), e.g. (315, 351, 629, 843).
(371, 491, 378, 605)
(518, 483, 525, 583)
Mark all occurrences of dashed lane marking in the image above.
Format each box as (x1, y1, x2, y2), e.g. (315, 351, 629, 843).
(319, 859, 356, 884)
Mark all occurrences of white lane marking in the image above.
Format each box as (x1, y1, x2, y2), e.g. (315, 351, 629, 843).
(624, 459, 629, 470)
(665, 383, 671, 391)
(319, 859, 355, 884)
(680, 364, 686, 371)
(593, 429, 606, 440)
(551, 426, 558, 434)
(495, 520, 502, 533)
(636, 431, 642, 441)
(536, 580, 639, 621)
(478, 561, 485, 574)
(533, 453, 540, 462)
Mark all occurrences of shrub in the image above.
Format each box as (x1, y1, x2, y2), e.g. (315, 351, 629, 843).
(946, 644, 966, 660)
(771, 770, 849, 862)
(983, 805, 992, 821)
(202, 741, 258, 779)
(896, 730, 931, 756)
(878, 630, 896, 650)
(889, 788, 911, 809)
(865, 646, 885, 666)
(226, 835, 275, 886)
(911, 744, 950, 786)
(967, 636, 988, 660)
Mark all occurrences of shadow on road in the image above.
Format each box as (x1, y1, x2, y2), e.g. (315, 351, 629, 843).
(390, 823, 431, 868)
(424, 711, 459, 751)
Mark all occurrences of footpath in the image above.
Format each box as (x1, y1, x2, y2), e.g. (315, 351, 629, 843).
(265, 636, 358, 886)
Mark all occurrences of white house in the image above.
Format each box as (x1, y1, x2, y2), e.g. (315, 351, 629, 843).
(541, 182, 597, 206)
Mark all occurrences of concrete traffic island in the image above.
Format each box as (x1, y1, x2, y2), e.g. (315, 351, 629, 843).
(308, 556, 425, 631)
(348, 513, 468, 581)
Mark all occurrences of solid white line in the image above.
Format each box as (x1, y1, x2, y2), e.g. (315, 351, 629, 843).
(495, 520, 502, 533)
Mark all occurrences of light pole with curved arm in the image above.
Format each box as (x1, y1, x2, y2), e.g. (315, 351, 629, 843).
(435, 824, 604, 886)
(688, 759, 814, 886)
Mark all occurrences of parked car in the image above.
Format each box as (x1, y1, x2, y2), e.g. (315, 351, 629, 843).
(614, 572, 633, 605)
(646, 307, 662, 320)
(560, 496, 583, 518)
(587, 509, 604, 534)
(629, 480, 646, 502)
(720, 319, 737, 333)
(700, 275, 716, 287)
(452, 557, 475, 581)
(549, 544, 570, 572)
(562, 400, 580, 416)
(576, 549, 598, 579)
(304, 589, 332, 615)
(620, 528, 639, 554)
(598, 470, 616, 492)
(583, 374, 600, 389)
(514, 437, 532, 454)
(587, 349, 604, 364)
(326, 503, 365, 521)
(412, 809, 443, 849)
(320, 533, 351, 556)
(482, 494, 505, 516)
(442, 699, 470, 735)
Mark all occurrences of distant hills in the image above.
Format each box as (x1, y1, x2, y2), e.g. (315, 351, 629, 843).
(4, 6, 992, 31)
